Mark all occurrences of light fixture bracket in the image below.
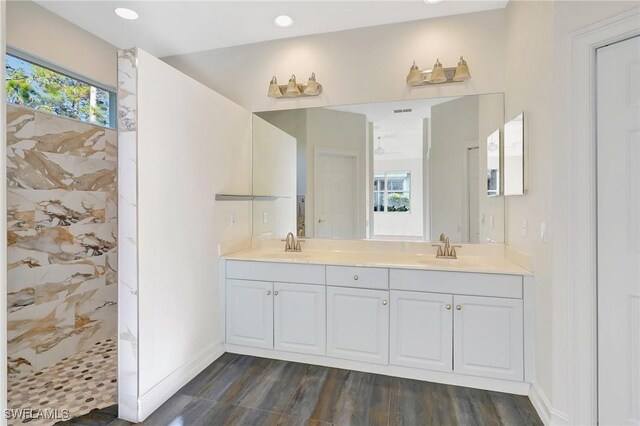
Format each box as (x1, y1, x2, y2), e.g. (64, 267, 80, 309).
(406, 56, 471, 86)
(413, 67, 460, 85)
(272, 83, 323, 98)
(267, 74, 323, 98)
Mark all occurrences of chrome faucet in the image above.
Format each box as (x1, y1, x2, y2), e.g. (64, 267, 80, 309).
(432, 234, 462, 259)
(282, 232, 303, 252)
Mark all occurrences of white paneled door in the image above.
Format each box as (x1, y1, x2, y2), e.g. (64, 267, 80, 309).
(226, 279, 274, 349)
(453, 295, 523, 381)
(314, 148, 358, 239)
(390, 291, 453, 371)
(327, 286, 389, 364)
(597, 35, 640, 426)
(274, 282, 326, 356)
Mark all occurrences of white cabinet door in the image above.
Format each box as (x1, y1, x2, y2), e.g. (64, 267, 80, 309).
(390, 291, 453, 372)
(453, 295, 523, 381)
(274, 282, 326, 356)
(327, 286, 389, 364)
(226, 279, 273, 349)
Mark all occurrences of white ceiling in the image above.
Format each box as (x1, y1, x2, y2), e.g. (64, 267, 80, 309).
(36, 0, 508, 58)
(331, 97, 458, 160)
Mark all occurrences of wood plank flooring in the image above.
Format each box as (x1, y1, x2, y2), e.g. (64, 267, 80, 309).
(61, 353, 543, 425)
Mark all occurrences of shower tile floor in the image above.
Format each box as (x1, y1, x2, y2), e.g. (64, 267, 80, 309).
(7, 340, 117, 426)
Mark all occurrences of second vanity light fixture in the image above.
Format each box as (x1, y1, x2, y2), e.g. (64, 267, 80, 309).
(268, 73, 323, 98)
(406, 56, 471, 86)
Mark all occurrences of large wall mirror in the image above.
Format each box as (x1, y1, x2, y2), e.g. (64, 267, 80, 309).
(252, 93, 505, 243)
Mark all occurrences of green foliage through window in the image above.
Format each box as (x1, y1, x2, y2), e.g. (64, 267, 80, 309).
(6, 53, 114, 128)
(374, 172, 411, 212)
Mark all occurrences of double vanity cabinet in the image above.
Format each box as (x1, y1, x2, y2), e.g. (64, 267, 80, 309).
(223, 254, 532, 394)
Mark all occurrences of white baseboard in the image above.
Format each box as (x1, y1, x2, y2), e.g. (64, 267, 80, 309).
(529, 381, 569, 426)
(225, 344, 531, 396)
(137, 341, 225, 421)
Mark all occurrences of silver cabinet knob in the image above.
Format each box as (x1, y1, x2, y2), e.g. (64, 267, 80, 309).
(267, 290, 271, 295)
(382, 300, 388, 305)
(446, 304, 452, 310)
(456, 305, 462, 310)
(274, 291, 279, 296)
(354, 275, 359, 280)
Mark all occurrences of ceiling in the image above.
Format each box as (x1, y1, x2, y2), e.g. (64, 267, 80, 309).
(331, 97, 457, 160)
(36, 0, 508, 58)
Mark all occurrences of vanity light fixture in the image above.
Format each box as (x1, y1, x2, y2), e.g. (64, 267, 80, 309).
(114, 7, 139, 20)
(267, 73, 323, 98)
(274, 15, 294, 28)
(406, 55, 471, 86)
(429, 59, 447, 83)
(285, 75, 301, 97)
(424, 0, 443, 3)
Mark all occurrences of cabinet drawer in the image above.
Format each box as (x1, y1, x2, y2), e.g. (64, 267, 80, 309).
(326, 266, 388, 290)
(390, 269, 522, 299)
(226, 260, 325, 285)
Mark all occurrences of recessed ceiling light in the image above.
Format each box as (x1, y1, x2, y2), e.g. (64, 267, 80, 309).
(115, 8, 139, 20)
(274, 15, 294, 28)
(424, 0, 443, 3)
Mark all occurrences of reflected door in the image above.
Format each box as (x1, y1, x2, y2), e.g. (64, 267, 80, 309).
(597, 35, 640, 425)
(314, 148, 358, 238)
(467, 147, 480, 243)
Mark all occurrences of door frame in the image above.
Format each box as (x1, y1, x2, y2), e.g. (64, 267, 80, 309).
(313, 146, 361, 238)
(460, 141, 479, 243)
(567, 8, 640, 425)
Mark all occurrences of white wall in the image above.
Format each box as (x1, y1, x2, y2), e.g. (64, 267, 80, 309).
(256, 109, 308, 196)
(164, 9, 507, 112)
(6, 0, 117, 87)
(505, 1, 556, 417)
(252, 116, 297, 236)
(135, 49, 252, 414)
(430, 96, 479, 242)
(374, 158, 423, 238)
(504, 1, 639, 423)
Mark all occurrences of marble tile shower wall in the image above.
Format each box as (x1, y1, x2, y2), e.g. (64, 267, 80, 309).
(6, 104, 117, 378)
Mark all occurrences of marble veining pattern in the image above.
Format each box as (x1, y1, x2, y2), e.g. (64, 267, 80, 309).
(116, 47, 139, 421)
(6, 103, 117, 378)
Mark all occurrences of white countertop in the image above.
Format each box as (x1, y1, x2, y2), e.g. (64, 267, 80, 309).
(223, 247, 532, 276)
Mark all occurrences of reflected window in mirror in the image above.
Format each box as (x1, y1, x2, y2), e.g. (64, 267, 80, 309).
(374, 172, 411, 212)
(487, 129, 501, 197)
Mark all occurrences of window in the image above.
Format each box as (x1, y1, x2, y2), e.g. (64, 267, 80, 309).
(374, 171, 411, 212)
(5, 53, 115, 128)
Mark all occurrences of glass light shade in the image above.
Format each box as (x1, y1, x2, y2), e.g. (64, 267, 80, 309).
(406, 61, 423, 86)
(428, 59, 447, 84)
(267, 76, 282, 98)
(453, 56, 471, 81)
(285, 74, 301, 97)
(304, 73, 320, 95)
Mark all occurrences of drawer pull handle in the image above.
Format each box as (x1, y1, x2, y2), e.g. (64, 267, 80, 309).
(446, 304, 452, 310)
(456, 305, 462, 310)
(353, 275, 359, 280)
(274, 291, 279, 296)
(382, 300, 388, 305)
(267, 291, 271, 296)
